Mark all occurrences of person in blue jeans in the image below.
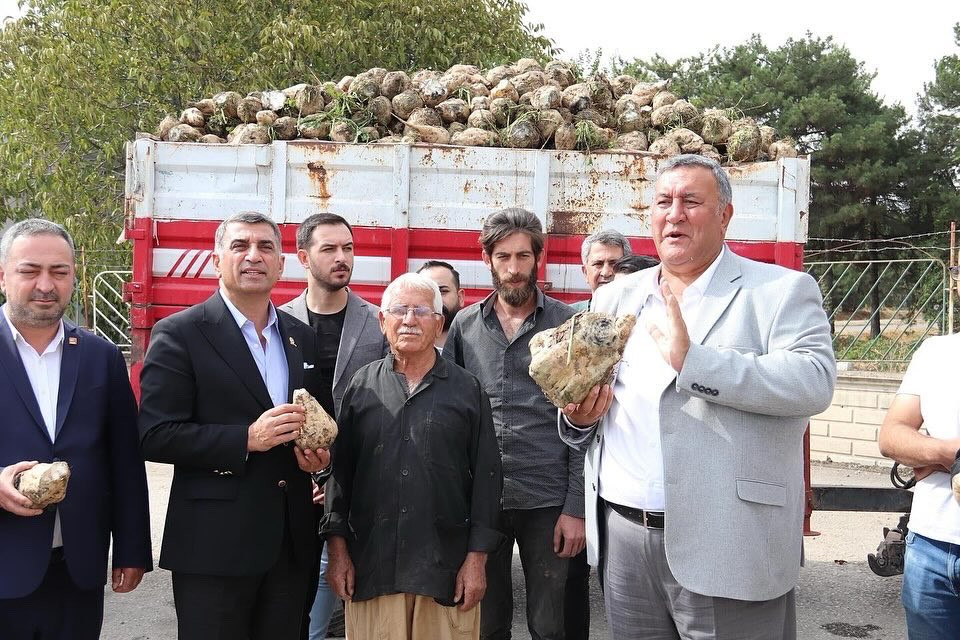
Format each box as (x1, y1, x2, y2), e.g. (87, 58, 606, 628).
(880, 270, 960, 639)
(308, 541, 337, 639)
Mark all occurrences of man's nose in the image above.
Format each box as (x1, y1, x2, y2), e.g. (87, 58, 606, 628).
(665, 198, 686, 222)
(244, 245, 264, 262)
(35, 271, 56, 292)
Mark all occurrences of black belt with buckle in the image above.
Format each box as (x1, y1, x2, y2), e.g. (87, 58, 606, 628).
(50, 547, 65, 564)
(607, 501, 665, 529)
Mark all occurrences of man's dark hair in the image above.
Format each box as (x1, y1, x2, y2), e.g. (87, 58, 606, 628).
(296, 213, 353, 250)
(214, 211, 281, 251)
(418, 260, 461, 290)
(0, 218, 75, 263)
(479, 208, 544, 257)
(614, 254, 659, 275)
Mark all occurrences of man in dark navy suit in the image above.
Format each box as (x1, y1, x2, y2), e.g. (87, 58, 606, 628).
(0, 218, 153, 640)
(138, 211, 332, 640)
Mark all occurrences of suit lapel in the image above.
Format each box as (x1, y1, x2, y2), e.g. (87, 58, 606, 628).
(197, 293, 274, 411)
(0, 313, 48, 439)
(333, 292, 364, 390)
(687, 249, 742, 346)
(54, 322, 81, 438)
(279, 316, 304, 401)
(286, 291, 309, 324)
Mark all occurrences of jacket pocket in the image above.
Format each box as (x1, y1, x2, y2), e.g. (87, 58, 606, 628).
(736, 478, 786, 506)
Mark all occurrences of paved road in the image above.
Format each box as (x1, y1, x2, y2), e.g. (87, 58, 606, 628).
(102, 462, 907, 639)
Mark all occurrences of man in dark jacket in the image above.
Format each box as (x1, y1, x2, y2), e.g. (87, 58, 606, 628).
(138, 211, 331, 640)
(324, 272, 502, 640)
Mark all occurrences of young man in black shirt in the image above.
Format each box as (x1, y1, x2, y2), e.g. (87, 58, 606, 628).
(280, 213, 388, 639)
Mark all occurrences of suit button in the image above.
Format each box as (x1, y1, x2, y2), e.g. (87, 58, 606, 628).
(691, 383, 698, 391)
(401, 469, 409, 476)
(712, 389, 719, 396)
(277, 480, 287, 488)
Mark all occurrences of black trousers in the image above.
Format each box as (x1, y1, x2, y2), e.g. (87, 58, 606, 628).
(481, 506, 571, 640)
(172, 527, 312, 640)
(0, 550, 104, 640)
(565, 549, 590, 640)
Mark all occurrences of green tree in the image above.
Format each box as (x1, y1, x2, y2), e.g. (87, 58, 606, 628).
(0, 0, 554, 261)
(624, 34, 921, 241)
(915, 22, 960, 232)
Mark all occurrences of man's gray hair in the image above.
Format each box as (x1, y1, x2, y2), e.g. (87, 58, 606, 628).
(656, 154, 733, 211)
(580, 229, 631, 264)
(0, 218, 75, 263)
(479, 208, 544, 257)
(381, 273, 443, 314)
(213, 211, 282, 251)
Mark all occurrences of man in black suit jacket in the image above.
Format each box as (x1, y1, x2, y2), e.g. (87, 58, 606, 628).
(138, 211, 331, 640)
(0, 219, 152, 640)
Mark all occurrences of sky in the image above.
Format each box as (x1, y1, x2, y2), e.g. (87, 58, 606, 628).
(0, 0, 956, 118)
(523, 0, 958, 118)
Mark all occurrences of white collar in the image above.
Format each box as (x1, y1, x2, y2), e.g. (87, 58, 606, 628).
(652, 245, 726, 303)
(219, 290, 278, 330)
(2, 303, 65, 356)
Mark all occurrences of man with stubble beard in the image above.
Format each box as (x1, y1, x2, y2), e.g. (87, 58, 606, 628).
(443, 208, 585, 640)
(280, 213, 387, 640)
(417, 260, 465, 351)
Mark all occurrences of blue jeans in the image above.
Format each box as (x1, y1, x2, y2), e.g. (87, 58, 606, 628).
(902, 531, 960, 639)
(308, 545, 337, 640)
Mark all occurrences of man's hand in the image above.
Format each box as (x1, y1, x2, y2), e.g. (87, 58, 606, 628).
(647, 280, 690, 373)
(0, 461, 43, 516)
(325, 536, 355, 601)
(247, 404, 305, 453)
(295, 447, 331, 473)
(111, 567, 145, 593)
(562, 384, 613, 428)
(912, 464, 951, 482)
(553, 514, 586, 558)
(454, 551, 487, 611)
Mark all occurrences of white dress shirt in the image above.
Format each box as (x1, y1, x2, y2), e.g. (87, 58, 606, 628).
(219, 291, 289, 407)
(3, 303, 65, 547)
(599, 247, 727, 511)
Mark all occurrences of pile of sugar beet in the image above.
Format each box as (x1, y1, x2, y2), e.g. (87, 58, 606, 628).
(149, 58, 798, 163)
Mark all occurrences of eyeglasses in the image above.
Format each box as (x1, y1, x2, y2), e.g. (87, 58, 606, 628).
(384, 304, 440, 319)
(950, 266, 960, 282)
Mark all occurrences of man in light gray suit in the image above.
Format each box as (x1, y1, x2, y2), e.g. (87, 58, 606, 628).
(559, 154, 836, 639)
(281, 212, 388, 640)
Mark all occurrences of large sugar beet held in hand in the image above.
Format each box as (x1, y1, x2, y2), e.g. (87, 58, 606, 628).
(14, 462, 70, 508)
(293, 388, 338, 450)
(528, 312, 636, 408)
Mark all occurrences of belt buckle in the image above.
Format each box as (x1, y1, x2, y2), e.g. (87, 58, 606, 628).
(642, 510, 652, 528)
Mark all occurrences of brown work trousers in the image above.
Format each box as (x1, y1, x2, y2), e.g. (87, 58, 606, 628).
(345, 593, 480, 640)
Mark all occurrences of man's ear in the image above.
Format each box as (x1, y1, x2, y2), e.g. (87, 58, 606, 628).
(720, 203, 734, 233)
(296, 249, 309, 268)
(481, 250, 491, 267)
(211, 252, 222, 278)
(457, 289, 465, 307)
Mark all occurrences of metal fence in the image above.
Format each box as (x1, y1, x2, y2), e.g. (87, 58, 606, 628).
(91, 270, 132, 353)
(804, 259, 951, 370)
(15, 259, 955, 371)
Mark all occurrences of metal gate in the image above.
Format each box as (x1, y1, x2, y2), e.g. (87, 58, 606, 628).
(805, 259, 951, 369)
(91, 270, 132, 354)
